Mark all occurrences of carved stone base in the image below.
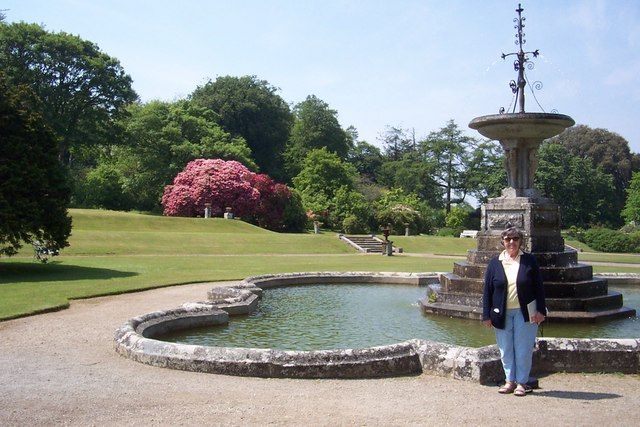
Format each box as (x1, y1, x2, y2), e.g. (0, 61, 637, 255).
(481, 196, 564, 252)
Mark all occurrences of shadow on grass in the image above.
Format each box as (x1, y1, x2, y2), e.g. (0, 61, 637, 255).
(0, 261, 138, 283)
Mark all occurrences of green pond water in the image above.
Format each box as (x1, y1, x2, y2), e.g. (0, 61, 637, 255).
(161, 284, 640, 350)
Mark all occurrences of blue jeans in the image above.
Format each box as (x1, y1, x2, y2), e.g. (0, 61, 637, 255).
(494, 308, 538, 384)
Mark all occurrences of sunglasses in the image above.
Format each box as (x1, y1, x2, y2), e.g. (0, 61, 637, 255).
(503, 237, 520, 242)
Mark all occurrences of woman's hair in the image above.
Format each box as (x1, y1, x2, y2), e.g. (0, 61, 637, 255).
(501, 226, 523, 241)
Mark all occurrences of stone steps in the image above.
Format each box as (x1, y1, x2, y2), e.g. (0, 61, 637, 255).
(546, 292, 623, 311)
(421, 300, 637, 324)
(428, 289, 625, 313)
(546, 306, 637, 323)
(419, 299, 483, 320)
(339, 235, 401, 254)
(467, 249, 579, 266)
(453, 260, 593, 282)
(430, 267, 638, 322)
(441, 271, 611, 300)
(544, 279, 609, 298)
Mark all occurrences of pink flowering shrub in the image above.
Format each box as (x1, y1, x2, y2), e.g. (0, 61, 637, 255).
(162, 159, 305, 231)
(246, 173, 292, 230)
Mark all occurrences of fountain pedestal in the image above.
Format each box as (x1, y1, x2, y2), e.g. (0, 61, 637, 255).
(420, 113, 636, 322)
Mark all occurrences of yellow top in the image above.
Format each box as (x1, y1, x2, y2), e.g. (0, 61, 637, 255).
(499, 249, 523, 309)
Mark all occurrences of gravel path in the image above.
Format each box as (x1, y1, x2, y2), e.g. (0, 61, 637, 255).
(1, 282, 639, 426)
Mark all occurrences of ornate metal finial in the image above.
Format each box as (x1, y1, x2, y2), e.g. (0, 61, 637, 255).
(500, 3, 540, 113)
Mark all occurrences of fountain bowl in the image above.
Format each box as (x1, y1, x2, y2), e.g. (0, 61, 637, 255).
(469, 113, 575, 140)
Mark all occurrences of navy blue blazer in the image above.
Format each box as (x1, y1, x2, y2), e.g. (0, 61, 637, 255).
(482, 252, 547, 329)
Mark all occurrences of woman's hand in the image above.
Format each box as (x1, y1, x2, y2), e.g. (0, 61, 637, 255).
(531, 311, 545, 325)
(483, 319, 492, 328)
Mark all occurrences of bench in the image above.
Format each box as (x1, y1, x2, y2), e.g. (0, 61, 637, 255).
(459, 230, 478, 238)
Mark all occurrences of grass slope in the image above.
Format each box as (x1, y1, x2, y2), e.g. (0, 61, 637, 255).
(0, 210, 452, 320)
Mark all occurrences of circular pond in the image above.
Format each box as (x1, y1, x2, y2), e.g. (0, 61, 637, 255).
(159, 283, 640, 350)
(115, 272, 640, 381)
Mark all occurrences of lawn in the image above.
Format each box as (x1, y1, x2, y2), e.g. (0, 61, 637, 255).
(1, 209, 456, 320)
(2, 209, 639, 321)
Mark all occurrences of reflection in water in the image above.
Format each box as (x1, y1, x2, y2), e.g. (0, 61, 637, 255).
(160, 284, 639, 350)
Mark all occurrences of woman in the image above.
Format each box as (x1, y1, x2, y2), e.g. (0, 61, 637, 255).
(482, 226, 546, 397)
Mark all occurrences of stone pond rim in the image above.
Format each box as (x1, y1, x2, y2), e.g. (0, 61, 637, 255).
(469, 113, 575, 140)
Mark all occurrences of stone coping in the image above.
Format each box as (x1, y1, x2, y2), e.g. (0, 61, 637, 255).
(114, 272, 640, 383)
(594, 272, 640, 286)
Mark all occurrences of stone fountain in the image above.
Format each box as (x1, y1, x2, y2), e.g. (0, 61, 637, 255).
(421, 4, 636, 323)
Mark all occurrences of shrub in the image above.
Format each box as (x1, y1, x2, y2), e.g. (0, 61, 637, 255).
(420, 206, 446, 234)
(330, 186, 373, 231)
(79, 163, 132, 211)
(436, 227, 461, 237)
(162, 159, 304, 231)
(342, 215, 369, 234)
(445, 207, 468, 229)
(281, 190, 307, 233)
(374, 188, 436, 234)
(582, 227, 640, 253)
(565, 225, 586, 241)
(375, 204, 423, 235)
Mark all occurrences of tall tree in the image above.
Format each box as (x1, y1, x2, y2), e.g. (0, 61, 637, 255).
(549, 125, 636, 225)
(466, 139, 506, 203)
(348, 139, 384, 182)
(0, 73, 71, 256)
(378, 126, 416, 161)
(377, 152, 442, 206)
(190, 75, 293, 180)
(535, 141, 617, 227)
(284, 95, 350, 179)
(419, 120, 476, 213)
(292, 148, 357, 217)
(0, 22, 137, 166)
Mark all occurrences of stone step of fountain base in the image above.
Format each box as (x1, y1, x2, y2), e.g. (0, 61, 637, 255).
(419, 299, 483, 320)
(430, 289, 626, 313)
(546, 306, 637, 323)
(419, 298, 637, 323)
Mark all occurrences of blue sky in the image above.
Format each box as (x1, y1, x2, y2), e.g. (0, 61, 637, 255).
(3, 0, 640, 152)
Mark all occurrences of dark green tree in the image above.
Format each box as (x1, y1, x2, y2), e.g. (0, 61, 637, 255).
(0, 22, 137, 166)
(419, 120, 476, 213)
(622, 172, 640, 224)
(190, 75, 293, 180)
(284, 95, 350, 179)
(535, 142, 617, 227)
(466, 140, 506, 203)
(0, 74, 71, 256)
(549, 125, 636, 225)
(100, 100, 256, 211)
(377, 152, 442, 207)
(348, 139, 384, 182)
